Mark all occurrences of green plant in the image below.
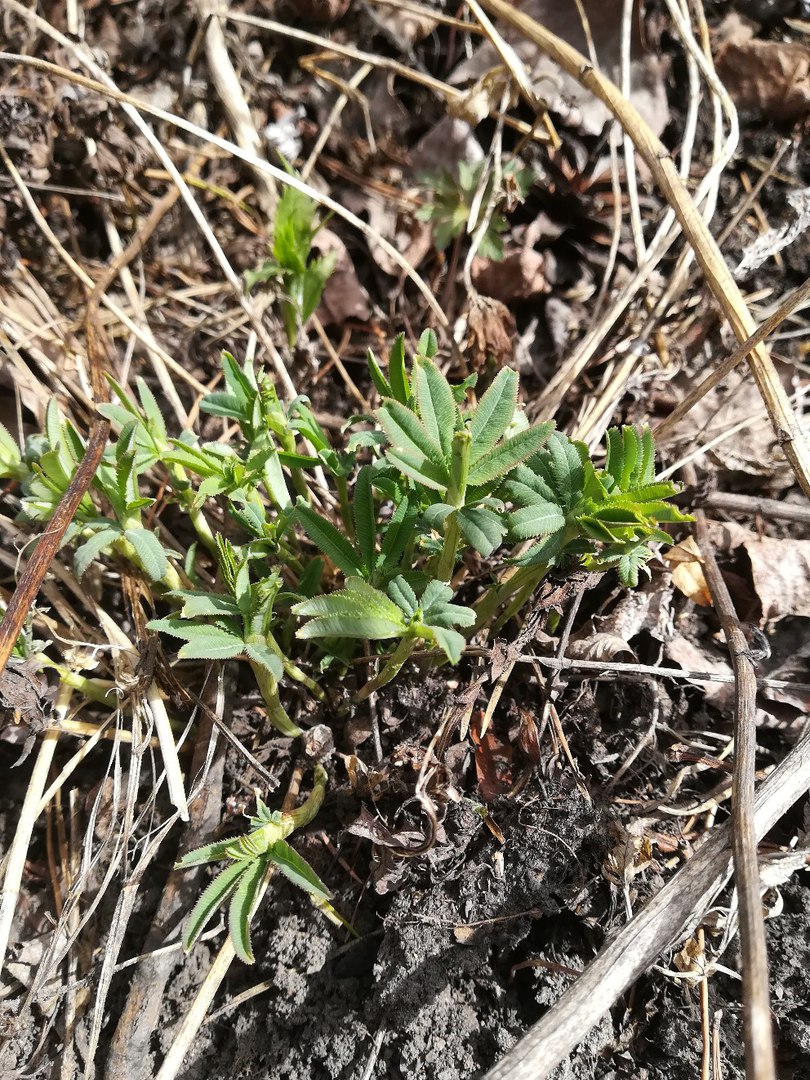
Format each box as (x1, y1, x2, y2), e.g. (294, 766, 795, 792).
(245, 183, 336, 347)
(294, 576, 475, 699)
(176, 764, 331, 963)
(0, 332, 689, 963)
(417, 160, 535, 260)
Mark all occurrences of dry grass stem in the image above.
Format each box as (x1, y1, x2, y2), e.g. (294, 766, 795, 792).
(478, 0, 810, 501)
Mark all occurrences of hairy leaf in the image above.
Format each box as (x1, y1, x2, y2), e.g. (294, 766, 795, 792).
(468, 423, 554, 486)
(297, 503, 363, 577)
(270, 839, 332, 902)
(74, 527, 122, 580)
(431, 626, 466, 664)
(245, 643, 284, 679)
(124, 528, 169, 582)
(413, 357, 457, 459)
(183, 860, 246, 953)
(457, 506, 505, 557)
(509, 502, 566, 541)
(388, 333, 410, 405)
(469, 368, 518, 461)
(228, 856, 267, 964)
(377, 399, 447, 470)
(353, 466, 376, 575)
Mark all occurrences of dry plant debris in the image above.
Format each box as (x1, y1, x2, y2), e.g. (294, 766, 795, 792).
(0, 2, 809, 1080)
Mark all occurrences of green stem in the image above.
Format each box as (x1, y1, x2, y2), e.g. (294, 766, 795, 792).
(249, 660, 302, 737)
(436, 512, 461, 583)
(261, 633, 325, 701)
(287, 762, 328, 829)
(169, 465, 217, 554)
(436, 430, 472, 583)
(356, 636, 418, 701)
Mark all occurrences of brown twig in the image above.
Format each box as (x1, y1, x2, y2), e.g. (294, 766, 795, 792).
(655, 274, 810, 441)
(690, 469, 776, 1080)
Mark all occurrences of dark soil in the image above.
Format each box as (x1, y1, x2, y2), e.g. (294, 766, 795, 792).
(2, 0, 810, 1078)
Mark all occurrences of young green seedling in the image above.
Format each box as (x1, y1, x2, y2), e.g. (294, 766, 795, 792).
(245, 183, 336, 347)
(147, 539, 304, 737)
(176, 764, 331, 963)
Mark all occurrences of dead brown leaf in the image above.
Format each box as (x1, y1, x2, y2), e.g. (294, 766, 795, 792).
(313, 228, 371, 327)
(665, 536, 713, 608)
(471, 247, 549, 303)
(714, 14, 810, 124)
(465, 293, 516, 369)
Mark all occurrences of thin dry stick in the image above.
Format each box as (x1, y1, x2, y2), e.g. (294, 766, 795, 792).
(479, 0, 810, 497)
(476, 0, 810, 500)
(193, 0, 277, 215)
(484, 727, 810, 1080)
(0, 728, 59, 977)
(691, 479, 775, 1080)
(0, 50, 449, 336)
(655, 273, 810, 439)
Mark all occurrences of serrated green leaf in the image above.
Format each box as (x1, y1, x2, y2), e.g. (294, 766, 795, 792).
(136, 377, 167, 443)
(377, 399, 447, 470)
(422, 503, 456, 531)
(367, 348, 392, 399)
(638, 427, 656, 486)
(245, 642, 284, 679)
(457, 506, 505, 557)
(413, 357, 457, 459)
(178, 634, 246, 661)
(175, 837, 240, 868)
(387, 575, 418, 618)
(378, 495, 419, 571)
(183, 860, 247, 953)
(509, 501, 567, 540)
(388, 333, 410, 405)
(296, 578, 405, 623)
(200, 392, 248, 421)
(353, 466, 376, 575)
(270, 838, 332, 902)
(546, 434, 585, 510)
(124, 528, 169, 582)
(168, 590, 242, 619)
(469, 368, 518, 461)
(468, 423, 554, 486)
(74, 527, 123, 580)
(228, 856, 267, 963)
(296, 503, 363, 577)
(416, 328, 438, 359)
(420, 579, 453, 610)
(430, 626, 466, 664)
(512, 529, 568, 567)
(384, 450, 449, 493)
(297, 614, 406, 640)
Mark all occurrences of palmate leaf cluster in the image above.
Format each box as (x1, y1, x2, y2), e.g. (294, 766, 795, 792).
(176, 768, 331, 963)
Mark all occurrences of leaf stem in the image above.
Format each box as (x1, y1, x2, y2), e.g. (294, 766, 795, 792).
(356, 636, 418, 701)
(248, 660, 302, 737)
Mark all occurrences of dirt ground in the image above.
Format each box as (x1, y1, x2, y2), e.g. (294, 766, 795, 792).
(1, 1, 810, 1078)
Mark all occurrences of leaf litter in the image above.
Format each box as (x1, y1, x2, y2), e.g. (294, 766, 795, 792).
(1, 2, 810, 1079)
